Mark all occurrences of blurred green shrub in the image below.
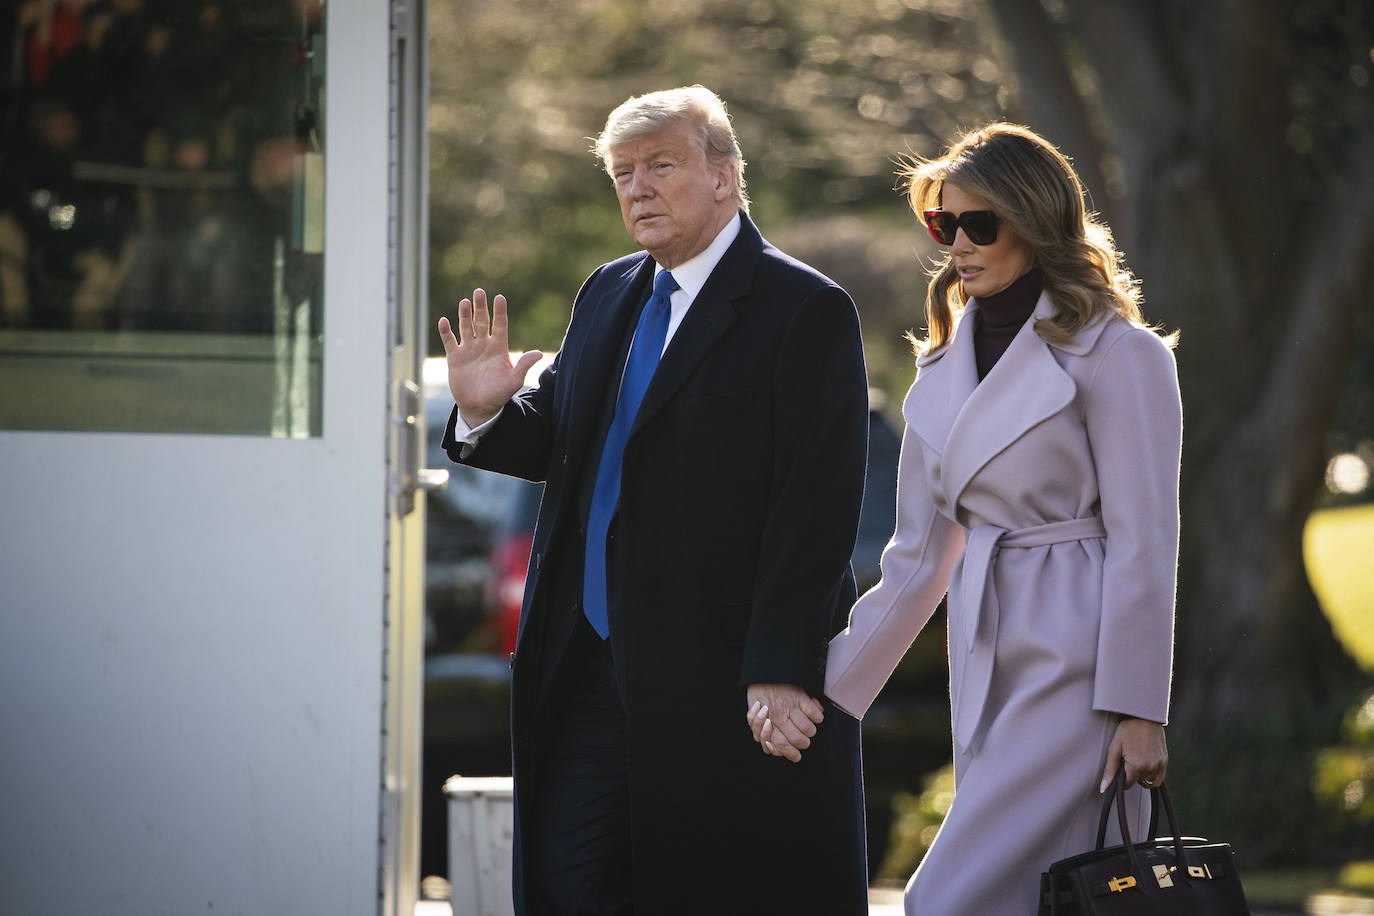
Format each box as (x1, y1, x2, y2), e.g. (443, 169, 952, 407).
(1164, 700, 1367, 868)
(1316, 690, 1374, 825)
(1153, 688, 1374, 869)
(876, 761, 954, 883)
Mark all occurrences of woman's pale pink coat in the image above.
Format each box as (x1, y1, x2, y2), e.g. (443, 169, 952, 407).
(826, 293, 1181, 915)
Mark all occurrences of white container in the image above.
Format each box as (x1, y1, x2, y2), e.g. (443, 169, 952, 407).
(444, 776, 516, 916)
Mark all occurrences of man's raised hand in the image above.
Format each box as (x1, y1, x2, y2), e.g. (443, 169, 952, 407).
(437, 289, 543, 428)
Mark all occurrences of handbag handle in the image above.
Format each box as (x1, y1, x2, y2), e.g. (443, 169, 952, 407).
(1094, 770, 1193, 886)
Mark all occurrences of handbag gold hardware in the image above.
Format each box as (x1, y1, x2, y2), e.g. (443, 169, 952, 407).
(1039, 773, 1250, 914)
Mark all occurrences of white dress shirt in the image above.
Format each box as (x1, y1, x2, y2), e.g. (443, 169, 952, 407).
(451, 212, 742, 446)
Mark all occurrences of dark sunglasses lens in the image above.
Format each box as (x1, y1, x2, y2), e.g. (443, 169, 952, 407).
(924, 211, 956, 245)
(963, 211, 998, 245)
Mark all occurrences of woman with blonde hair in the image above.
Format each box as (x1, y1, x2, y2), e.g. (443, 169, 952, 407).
(820, 123, 1179, 913)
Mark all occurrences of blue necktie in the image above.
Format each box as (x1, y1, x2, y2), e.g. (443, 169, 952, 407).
(582, 269, 679, 638)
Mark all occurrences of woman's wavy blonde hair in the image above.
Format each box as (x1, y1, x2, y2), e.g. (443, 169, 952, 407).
(899, 122, 1174, 354)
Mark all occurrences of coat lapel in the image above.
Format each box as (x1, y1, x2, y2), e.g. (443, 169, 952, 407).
(940, 291, 1076, 508)
(904, 314, 978, 454)
(564, 254, 655, 466)
(626, 214, 761, 440)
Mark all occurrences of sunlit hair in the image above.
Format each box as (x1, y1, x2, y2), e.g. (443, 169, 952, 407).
(593, 85, 750, 212)
(898, 122, 1174, 353)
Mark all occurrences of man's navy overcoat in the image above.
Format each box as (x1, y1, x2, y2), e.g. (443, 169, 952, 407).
(443, 214, 870, 914)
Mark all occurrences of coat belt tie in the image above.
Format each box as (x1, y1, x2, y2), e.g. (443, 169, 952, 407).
(952, 516, 1108, 755)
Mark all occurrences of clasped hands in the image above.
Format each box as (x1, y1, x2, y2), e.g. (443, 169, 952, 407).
(744, 683, 825, 763)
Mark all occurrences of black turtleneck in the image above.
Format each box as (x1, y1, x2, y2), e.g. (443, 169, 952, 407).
(974, 268, 1042, 380)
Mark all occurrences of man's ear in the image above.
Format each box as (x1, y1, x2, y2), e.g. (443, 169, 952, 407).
(714, 164, 735, 203)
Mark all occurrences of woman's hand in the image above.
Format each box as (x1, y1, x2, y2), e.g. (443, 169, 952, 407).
(1100, 716, 1168, 793)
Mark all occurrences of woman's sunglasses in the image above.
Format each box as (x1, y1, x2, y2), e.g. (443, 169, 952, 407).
(922, 209, 999, 246)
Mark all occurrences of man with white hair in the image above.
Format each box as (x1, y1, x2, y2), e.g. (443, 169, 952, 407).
(439, 86, 868, 915)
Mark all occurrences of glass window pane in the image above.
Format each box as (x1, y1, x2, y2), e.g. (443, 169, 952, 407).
(0, 0, 326, 437)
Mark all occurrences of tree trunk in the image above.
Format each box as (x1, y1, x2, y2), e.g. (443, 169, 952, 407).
(981, 0, 1115, 222)
(1177, 117, 1374, 724)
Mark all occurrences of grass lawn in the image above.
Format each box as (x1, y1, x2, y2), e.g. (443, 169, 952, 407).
(1305, 503, 1374, 670)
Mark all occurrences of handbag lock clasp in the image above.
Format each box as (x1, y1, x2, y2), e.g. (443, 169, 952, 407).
(1107, 876, 1137, 893)
(1188, 864, 1214, 879)
(1152, 864, 1176, 888)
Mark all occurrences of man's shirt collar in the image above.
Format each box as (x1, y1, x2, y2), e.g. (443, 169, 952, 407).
(653, 211, 742, 302)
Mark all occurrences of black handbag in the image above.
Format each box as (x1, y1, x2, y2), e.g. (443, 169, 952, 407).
(1037, 771, 1250, 915)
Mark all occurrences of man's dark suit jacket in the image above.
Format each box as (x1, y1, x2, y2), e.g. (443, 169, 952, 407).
(443, 212, 870, 915)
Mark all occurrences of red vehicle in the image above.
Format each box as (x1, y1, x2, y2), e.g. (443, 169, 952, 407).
(483, 483, 542, 657)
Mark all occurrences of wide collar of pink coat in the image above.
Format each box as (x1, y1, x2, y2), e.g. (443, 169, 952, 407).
(907, 291, 1113, 509)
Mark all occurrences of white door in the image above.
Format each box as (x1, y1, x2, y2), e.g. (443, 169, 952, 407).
(0, 1, 428, 913)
